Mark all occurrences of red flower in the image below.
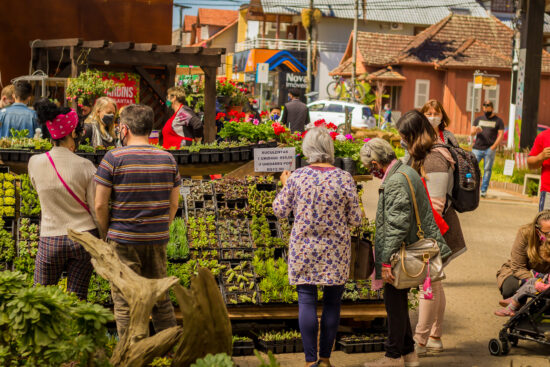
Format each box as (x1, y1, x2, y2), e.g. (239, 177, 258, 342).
(216, 112, 226, 120)
(329, 131, 338, 140)
(326, 122, 338, 130)
(228, 110, 238, 117)
(260, 111, 269, 117)
(314, 119, 326, 127)
(238, 112, 246, 120)
(301, 130, 308, 138)
(272, 122, 286, 136)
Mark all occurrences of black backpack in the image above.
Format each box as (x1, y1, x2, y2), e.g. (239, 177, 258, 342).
(434, 142, 480, 213)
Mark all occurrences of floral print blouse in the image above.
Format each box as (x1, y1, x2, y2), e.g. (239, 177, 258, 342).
(273, 166, 363, 285)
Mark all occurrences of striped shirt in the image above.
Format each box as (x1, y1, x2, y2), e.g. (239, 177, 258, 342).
(95, 145, 181, 245)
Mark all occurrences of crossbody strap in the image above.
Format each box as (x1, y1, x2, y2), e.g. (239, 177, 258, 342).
(45, 152, 91, 214)
(399, 171, 424, 239)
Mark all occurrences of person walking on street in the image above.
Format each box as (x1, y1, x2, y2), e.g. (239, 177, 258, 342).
(381, 104, 392, 130)
(396, 110, 467, 357)
(281, 88, 310, 133)
(528, 130, 550, 211)
(273, 127, 362, 367)
(30, 98, 97, 301)
(0, 81, 38, 137)
(360, 138, 451, 367)
(95, 104, 181, 338)
(470, 100, 504, 197)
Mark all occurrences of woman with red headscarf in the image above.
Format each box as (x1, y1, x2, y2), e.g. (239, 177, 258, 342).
(29, 98, 98, 300)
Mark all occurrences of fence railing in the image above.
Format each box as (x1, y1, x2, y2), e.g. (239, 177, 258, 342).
(235, 38, 347, 53)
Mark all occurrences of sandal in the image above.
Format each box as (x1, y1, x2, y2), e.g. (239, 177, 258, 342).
(499, 297, 513, 307)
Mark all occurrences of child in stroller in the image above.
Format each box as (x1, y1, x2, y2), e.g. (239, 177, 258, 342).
(495, 272, 550, 316)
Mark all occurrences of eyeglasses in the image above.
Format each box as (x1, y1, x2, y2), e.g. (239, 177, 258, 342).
(536, 227, 550, 237)
(483, 104, 492, 107)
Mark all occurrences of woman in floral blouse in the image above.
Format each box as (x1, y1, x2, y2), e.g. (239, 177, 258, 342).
(273, 127, 362, 367)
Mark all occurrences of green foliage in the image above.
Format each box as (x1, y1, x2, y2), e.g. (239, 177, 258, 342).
(259, 330, 301, 342)
(66, 69, 121, 106)
(527, 179, 539, 197)
(253, 256, 297, 303)
(0, 270, 113, 367)
(87, 273, 111, 305)
(0, 173, 16, 218)
(150, 356, 173, 367)
(20, 174, 41, 217)
(0, 218, 15, 267)
(254, 350, 280, 367)
(167, 217, 189, 260)
(190, 353, 234, 367)
(218, 121, 276, 142)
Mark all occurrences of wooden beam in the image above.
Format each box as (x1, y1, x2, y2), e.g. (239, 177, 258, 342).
(179, 47, 201, 54)
(109, 42, 135, 50)
(70, 47, 80, 78)
(86, 48, 221, 68)
(30, 38, 82, 48)
(156, 45, 180, 53)
(203, 66, 217, 143)
(134, 43, 157, 51)
(135, 66, 165, 101)
(82, 40, 109, 48)
(166, 64, 177, 92)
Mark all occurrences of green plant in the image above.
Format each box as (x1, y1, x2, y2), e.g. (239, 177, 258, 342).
(254, 350, 280, 367)
(0, 173, 16, 217)
(0, 218, 15, 268)
(253, 256, 297, 304)
(0, 270, 113, 367)
(66, 69, 121, 107)
(78, 138, 96, 153)
(167, 217, 189, 260)
(190, 353, 234, 367)
(20, 174, 41, 217)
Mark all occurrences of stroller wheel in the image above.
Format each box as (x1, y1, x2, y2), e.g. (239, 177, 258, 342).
(489, 338, 505, 356)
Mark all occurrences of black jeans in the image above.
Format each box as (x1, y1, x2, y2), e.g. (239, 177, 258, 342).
(384, 283, 415, 359)
(500, 276, 521, 299)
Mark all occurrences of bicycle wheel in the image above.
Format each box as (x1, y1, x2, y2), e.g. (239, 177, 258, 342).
(326, 81, 343, 99)
(352, 83, 365, 102)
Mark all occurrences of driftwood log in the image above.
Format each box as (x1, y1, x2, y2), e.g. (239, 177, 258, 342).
(67, 229, 232, 367)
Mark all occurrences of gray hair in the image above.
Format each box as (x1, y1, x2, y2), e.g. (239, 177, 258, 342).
(302, 127, 335, 164)
(120, 104, 154, 136)
(360, 138, 396, 167)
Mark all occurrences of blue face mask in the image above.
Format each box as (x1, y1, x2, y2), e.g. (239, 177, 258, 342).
(271, 114, 279, 120)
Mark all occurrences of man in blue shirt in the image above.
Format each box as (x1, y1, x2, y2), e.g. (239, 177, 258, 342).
(0, 81, 38, 137)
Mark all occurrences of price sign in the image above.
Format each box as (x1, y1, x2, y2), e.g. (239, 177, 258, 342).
(503, 159, 515, 176)
(256, 63, 269, 84)
(254, 147, 296, 172)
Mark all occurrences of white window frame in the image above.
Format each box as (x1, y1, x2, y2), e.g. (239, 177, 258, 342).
(466, 82, 482, 112)
(414, 79, 430, 108)
(484, 84, 500, 113)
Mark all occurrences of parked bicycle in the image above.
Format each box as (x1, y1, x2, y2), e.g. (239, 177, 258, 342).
(326, 76, 365, 102)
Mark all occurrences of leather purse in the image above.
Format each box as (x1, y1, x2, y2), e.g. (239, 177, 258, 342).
(350, 235, 375, 280)
(389, 172, 446, 289)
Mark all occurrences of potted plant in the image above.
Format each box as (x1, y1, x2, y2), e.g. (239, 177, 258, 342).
(65, 69, 121, 107)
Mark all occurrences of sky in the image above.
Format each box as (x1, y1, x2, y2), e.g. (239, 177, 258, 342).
(172, 1, 245, 30)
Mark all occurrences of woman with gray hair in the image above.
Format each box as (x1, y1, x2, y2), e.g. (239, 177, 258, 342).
(360, 138, 450, 367)
(273, 127, 362, 367)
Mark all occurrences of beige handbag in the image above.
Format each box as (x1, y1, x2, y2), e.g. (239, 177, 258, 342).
(389, 172, 446, 289)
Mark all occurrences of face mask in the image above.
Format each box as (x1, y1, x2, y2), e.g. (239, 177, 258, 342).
(102, 114, 114, 126)
(272, 114, 279, 120)
(118, 125, 127, 147)
(484, 111, 492, 118)
(372, 168, 384, 179)
(166, 100, 173, 109)
(427, 116, 441, 128)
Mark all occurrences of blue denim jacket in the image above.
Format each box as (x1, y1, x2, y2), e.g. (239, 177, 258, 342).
(0, 103, 38, 138)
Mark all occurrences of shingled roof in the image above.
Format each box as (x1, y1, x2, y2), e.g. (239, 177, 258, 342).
(331, 13, 550, 74)
(197, 8, 238, 27)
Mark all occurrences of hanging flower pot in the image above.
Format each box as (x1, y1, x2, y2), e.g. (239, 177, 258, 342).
(227, 105, 243, 113)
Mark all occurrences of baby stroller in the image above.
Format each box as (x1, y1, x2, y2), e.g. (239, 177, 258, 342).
(489, 287, 550, 355)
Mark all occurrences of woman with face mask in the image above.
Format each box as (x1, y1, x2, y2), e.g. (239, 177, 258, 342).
(497, 210, 550, 301)
(162, 86, 203, 149)
(83, 97, 118, 148)
(420, 99, 459, 146)
(360, 137, 450, 367)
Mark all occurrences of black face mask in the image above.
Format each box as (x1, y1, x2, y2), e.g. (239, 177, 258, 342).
(484, 111, 493, 118)
(118, 125, 127, 147)
(102, 114, 114, 126)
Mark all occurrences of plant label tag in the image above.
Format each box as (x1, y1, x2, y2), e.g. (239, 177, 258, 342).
(254, 147, 296, 172)
(503, 159, 515, 176)
(180, 186, 191, 197)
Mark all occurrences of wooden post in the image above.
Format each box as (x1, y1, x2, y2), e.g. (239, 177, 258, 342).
(203, 66, 217, 143)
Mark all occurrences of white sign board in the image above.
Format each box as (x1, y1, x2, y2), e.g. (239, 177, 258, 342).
(503, 159, 515, 176)
(254, 147, 296, 172)
(256, 63, 269, 84)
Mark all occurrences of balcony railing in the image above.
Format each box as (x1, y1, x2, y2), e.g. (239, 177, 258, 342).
(235, 38, 347, 53)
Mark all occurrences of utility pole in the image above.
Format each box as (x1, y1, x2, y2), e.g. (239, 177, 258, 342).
(507, 9, 520, 149)
(351, 0, 358, 101)
(174, 3, 190, 46)
(517, 0, 545, 150)
(306, 0, 313, 93)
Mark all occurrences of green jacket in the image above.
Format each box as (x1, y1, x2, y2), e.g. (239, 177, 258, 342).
(374, 160, 452, 278)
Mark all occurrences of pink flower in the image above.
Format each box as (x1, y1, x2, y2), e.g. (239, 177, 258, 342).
(363, 138, 371, 143)
(253, 119, 260, 125)
(345, 134, 354, 141)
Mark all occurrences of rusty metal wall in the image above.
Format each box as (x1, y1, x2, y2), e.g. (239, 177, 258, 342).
(0, 0, 173, 85)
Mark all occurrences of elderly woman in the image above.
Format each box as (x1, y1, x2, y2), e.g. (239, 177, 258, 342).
(360, 138, 451, 367)
(497, 210, 550, 299)
(273, 127, 362, 367)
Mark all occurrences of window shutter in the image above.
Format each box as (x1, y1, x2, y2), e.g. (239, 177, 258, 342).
(467, 82, 482, 112)
(485, 85, 500, 113)
(414, 79, 430, 108)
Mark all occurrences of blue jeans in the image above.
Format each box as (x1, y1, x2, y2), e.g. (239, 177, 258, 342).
(472, 147, 496, 194)
(540, 191, 549, 211)
(297, 284, 345, 362)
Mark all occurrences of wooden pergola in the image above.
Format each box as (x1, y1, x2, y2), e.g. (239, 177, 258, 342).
(30, 38, 225, 142)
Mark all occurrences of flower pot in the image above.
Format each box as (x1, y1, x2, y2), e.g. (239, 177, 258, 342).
(295, 156, 301, 169)
(0, 150, 10, 162)
(221, 148, 231, 163)
(229, 147, 240, 162)
(210, 149, 221, 163)
(190, 152, 200, 163)
(267, 140, 278, 148)
(178, 152, 190, 164)
(341, 157, 356, 175)
(200, 149, 211, 163)
(300, 158, 308, 168)
(8, 150, 21, 162)
(95, 150, 106, 164)
(334, 157, 343, 169)
(240, 147, 251, 161)
(227, 105, 243, 113)
(19, 150, 31, 163)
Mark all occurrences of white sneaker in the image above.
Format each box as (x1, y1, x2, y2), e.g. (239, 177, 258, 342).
(426, 337, 443, 353)
(403, 351, 420, 367)
(414, 342, 427, 356)
(363, 356, 405, 367)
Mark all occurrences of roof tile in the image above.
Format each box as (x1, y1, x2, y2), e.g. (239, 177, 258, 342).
(197, 8, 238, 27)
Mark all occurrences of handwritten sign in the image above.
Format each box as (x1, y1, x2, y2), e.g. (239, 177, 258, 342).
(503, 159, 515, 176)
(254, 147, 296, 172)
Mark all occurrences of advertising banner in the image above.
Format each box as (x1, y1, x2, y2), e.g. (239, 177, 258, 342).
(102, 72, 140, 109)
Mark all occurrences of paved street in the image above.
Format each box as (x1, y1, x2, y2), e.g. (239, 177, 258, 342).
(235, 182, 550, 366)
